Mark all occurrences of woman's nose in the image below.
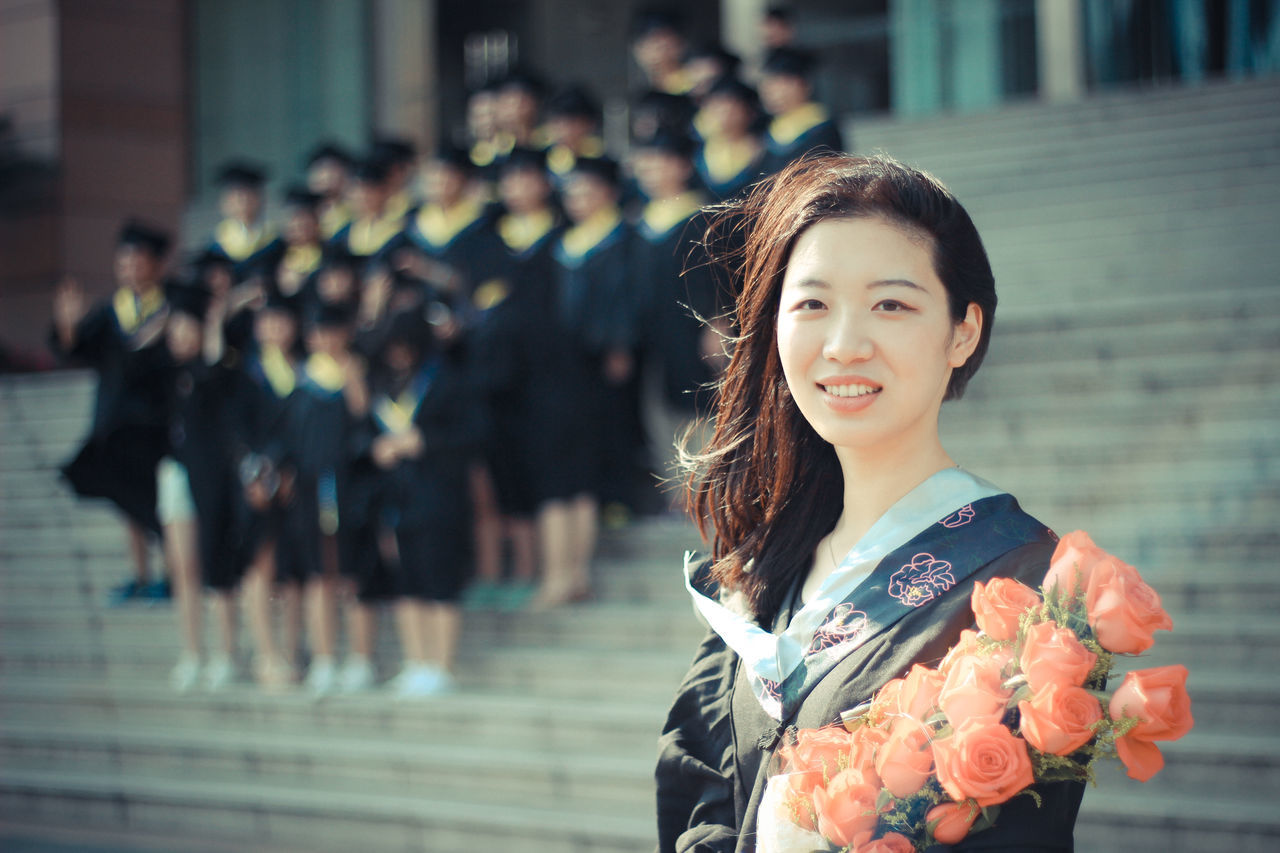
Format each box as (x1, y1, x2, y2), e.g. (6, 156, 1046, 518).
(822, 311, 874, 364)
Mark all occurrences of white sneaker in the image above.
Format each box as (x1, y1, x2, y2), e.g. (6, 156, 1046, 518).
(305, 656, 338, 697)
(203, 655, 236, 691)
(170, 653, 201, 694)
(393, 663, 454, 699)
(338, 655, 376, 693)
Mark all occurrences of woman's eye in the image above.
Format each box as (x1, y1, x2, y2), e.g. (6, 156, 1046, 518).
(874, 299, 912, 313)
(793, 298, 826, 311)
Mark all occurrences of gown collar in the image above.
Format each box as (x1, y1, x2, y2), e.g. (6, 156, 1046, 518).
(684, 468, 1005, 717)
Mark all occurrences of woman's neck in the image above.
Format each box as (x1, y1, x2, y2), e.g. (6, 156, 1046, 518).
(833, 438, 955, 545)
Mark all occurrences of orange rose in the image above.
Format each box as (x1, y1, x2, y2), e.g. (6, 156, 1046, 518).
(1042, 529, 1108, 601)
(926, 801, 980, 845)
(813, 769, 883, 847)
(870, 677, 905, 725)
(938, 653, 1012, 728)
(1017, 682, 1103, 755)
(855, 832, 915, 853)
(896, 664, 945, 721)
(874, 718, 935, 798)
(933, 721, 1035, 807)
(1085, 558, 1173, 655)
(971, 577, 1041, 642)
(1019, 620, 1098, 693)
(787, 726, 852, 778)
(847, 724, 887, 786)
(778, 772, 820, 830)
(1109, 665, 1194, 781)
(939, 629, 982, 675)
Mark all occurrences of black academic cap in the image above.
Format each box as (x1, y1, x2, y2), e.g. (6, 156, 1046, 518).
(497, 68, 546, 99)
(371, 135, 417, 166)
(383, 308, 432, 354)
(262, 288, 301, 317)
(568, 155, 621, 187)
(190, 247, 234, 278)
(761, 47, 817, 79)
(431, 142, 475, 173)
(118, 219, 172, 257)
(216, 159, 269, 189)
(634, 128, 695, 160)
(351, 156, 390, 184)
(308, 300, 356, 330)
(631, 6, 683, 38)
(165, 277, 213, 321)
(765, 5, 793, 23)
(283, 185, 324, 211)
(306, 141, 354, 169)
(705, 76, 761, 112)
(322, 244, 359, 271)
(544, 86, 600, 121)
(632, 90, 697, 141)
(498, 146, 549, 175)
(688, 41, 742, 72)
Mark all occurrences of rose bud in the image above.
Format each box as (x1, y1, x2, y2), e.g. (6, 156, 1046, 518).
(813, 769, 882, 847)
(972, 577, 1041, 642)
(933, 720, 1035, 807)
(1018, 682, 1103, 755)
(897, 664, 945, 721)
(1110, 665, 1193, 781)
(1019, 621, 1098, 693)
(1085, 558, 1173, 655)
(1043, 530, 1108, 601)
(856, 831, 915, 853)
(927, 801, 980, 845)
(938, 653, 1012, 728)
(874, 718, 935, 798)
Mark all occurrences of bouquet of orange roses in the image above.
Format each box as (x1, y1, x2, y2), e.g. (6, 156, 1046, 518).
(756, 531, 1194, 853)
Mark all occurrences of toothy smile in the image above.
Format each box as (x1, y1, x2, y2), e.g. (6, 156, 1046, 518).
(822, 383, 881, 398)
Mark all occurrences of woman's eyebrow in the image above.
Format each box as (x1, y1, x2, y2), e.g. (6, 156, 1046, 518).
(869, 278, 925, 291)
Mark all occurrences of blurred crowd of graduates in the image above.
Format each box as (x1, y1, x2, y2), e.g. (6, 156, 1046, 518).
(48, 5, 847, 699)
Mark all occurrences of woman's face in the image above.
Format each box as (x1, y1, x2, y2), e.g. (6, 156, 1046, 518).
(776, 216, 980, 456)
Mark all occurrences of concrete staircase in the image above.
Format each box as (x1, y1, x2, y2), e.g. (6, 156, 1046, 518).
(3, 75, 1280, 851)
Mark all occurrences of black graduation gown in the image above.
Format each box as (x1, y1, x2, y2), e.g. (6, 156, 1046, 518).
(352, 349, 482, 602)
(761, 108, 845, 176)
(166, 359, 251, 590)
(634, 208, 722, 416)
(229, 353, 310, 583)
(51, 297, 172, 534)
(481, 215, 565, 516)
(391, 204, 507, 305)
(526, 217, 639, 503)
(207, 223, 286, 284)
(693, 144, 767, 203)
(656, 519, 1085, 852)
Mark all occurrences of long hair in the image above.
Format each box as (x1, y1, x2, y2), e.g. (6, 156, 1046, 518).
(683, 153, 997, 620)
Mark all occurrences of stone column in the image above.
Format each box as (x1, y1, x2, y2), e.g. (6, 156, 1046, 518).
(721, 0, 768, 75)
(1036, 0, 1086, 101)
(371, 0, 437, 148)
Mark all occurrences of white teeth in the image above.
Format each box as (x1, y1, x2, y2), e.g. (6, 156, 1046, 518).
(823, 384, 880, 398)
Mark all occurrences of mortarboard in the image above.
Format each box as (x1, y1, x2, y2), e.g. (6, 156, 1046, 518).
(544, 87, 601, 121)
(216, 160, 269, 189)
(164, 277, 213, 321)
(567, 155, 621, 188)
(306, 142, 354, 170)
(761, 47, 817, 80)
(498, 146, 549, 175)
(118, 219, 172, 257)
(283, 186, 324, 211)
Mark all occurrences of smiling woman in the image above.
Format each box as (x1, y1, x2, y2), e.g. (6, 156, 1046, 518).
(656, 155, 1084, 852)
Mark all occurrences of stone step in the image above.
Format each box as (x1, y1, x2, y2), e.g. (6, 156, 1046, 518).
(0, 637, 691, 703)
(0, 720, 655, 815)
(0, 674, 665, 754)
(0, 767, 654, 853)
(1072, 784, 1280, 853)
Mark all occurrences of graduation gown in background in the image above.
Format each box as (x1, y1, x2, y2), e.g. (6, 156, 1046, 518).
(633, 192, 721, 416)
(482, 209, 564, 516)
(354, 348, 483, 601)
(166, 359, 251, 590)
(231, 347, 311, 583)
(329, 210, 406, 272)
(393, 198, 506, 311)
(525, 210, 637, 504)
(656, 470, 1085, 853)
(761, 102, 845, 176)
(207, 219, 286, 283)
(694, 137, 766, 202)
(52, 289, 172, 534)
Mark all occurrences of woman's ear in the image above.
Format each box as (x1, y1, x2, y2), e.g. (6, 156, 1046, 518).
(948, 303, 983, 368)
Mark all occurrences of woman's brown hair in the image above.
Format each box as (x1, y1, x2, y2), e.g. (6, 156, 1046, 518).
(684, 153, 997, 621)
